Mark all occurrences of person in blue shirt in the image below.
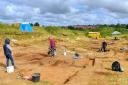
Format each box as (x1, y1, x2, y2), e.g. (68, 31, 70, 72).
(3, 38, 15, 67)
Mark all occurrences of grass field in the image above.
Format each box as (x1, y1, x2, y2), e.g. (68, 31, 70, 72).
(1, 23, 128, 40)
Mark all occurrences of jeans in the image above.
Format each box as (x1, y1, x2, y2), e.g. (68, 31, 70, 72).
(6, 54, 14, 66)
(48, 47, 56, 57)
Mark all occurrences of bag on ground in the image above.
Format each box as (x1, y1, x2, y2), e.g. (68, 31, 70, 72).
(112, 61, 121, 72)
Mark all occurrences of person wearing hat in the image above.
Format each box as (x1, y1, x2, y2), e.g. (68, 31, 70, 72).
(3, 38, 15, 67)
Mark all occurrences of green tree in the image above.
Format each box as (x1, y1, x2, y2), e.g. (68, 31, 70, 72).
(126, 24, 128, 29)
(30, 23, 33, 26)
(68, 26, 75, 30)
(34, 22, 40, 26)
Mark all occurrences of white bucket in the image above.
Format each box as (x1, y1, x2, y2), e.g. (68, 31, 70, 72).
(64, 52, 67, 56)
(7, 66, 14, 73)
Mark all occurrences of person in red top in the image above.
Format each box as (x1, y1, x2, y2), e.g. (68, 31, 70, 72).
(48, 36, 56, 57)
(49, 36, 56, 48)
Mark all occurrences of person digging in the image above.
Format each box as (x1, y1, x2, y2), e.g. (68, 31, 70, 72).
(101, 40, 107, 52)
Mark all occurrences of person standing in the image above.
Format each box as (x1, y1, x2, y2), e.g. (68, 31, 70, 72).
(3, 38, 15, 67)
(48, 36, 56, 56)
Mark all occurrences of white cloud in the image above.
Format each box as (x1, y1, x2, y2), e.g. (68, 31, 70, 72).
(0, 0, 128, 25)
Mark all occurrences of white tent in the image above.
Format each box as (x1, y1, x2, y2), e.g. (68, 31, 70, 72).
(112, 31, 121, 35)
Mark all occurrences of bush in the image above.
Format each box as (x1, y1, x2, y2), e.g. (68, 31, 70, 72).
(34, 22, 40, 26)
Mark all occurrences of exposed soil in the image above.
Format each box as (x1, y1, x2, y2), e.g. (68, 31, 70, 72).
(0, 38, 128, 85)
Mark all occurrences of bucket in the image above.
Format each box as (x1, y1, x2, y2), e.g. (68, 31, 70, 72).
(7, 66, 14, 73)
(32, 73, 40, 82)
(64, 52, 67, 56)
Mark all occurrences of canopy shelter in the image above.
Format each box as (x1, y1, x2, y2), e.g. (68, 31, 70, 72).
(112, 31, 121, 35)
(20, 22, 33, 32)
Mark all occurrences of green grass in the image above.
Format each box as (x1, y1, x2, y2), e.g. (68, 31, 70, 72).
(83, 27, 128, 37)
(0, 23, 128, 41)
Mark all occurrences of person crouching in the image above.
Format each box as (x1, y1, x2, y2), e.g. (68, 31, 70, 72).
(3, 38, 15, 67)
(101, 40, 107, 52)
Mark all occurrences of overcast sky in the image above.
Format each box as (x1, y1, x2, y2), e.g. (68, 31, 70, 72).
(0, 0, 128, 26)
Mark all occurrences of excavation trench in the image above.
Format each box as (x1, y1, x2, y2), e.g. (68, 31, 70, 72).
(63, 67, 86, 84)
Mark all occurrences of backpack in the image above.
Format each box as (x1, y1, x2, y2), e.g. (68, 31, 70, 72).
(112, 61, 121, 72)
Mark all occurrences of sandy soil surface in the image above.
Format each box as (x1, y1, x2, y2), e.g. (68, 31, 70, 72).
(0, 38, 128, 85)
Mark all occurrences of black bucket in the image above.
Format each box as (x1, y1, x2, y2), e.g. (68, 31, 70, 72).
(32, 73, 40, 82)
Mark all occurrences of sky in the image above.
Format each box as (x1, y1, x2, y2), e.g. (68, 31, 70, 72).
(0, 0, 128, 26)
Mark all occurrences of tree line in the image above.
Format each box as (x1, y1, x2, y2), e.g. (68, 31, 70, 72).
(29, 22, 128, 29)
(67, 24, 128, 30)
(30, 22, 40, 27)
